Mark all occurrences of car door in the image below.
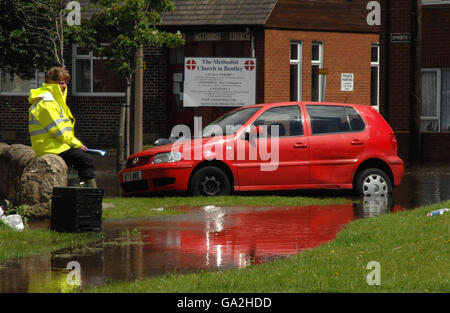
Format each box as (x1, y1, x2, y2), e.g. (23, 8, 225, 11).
(306, 104, 368, 185)
(234, 104, 309, 188)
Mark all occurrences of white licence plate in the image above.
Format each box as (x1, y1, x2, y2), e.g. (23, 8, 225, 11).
(123, 171, 142, 182)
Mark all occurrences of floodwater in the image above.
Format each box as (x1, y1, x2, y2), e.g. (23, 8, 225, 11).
(0, 165, 448, 293)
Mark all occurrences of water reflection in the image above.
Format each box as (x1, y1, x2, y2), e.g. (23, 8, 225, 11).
(391, 165, 450, 209)
(354, 196, 404, 218)
(0, 165, 442, 292)
(0, 197, 401, 293)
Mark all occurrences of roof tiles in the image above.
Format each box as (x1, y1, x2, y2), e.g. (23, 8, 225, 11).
(161, 0, 278, 26)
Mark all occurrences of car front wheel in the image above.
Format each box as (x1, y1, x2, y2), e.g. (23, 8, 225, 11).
(355, 168, 392, 197)
(189, 166, 231, 196)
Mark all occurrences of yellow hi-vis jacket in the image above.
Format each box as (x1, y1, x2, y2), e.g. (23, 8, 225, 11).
(28, 83, 83, 157)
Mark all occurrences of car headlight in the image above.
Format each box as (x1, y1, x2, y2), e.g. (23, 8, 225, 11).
(152, 152, 182, 164)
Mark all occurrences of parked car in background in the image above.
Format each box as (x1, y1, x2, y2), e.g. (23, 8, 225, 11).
(119, 102, 404, 197)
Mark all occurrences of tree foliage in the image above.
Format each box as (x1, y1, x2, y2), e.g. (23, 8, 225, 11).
(68, 0, 184, 83)
(0, 0, 72, 79)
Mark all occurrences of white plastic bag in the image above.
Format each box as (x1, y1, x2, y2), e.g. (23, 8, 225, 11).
(1, 213, 24, 231)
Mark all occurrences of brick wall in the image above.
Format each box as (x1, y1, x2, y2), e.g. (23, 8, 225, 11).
(263, 29, 379, 105)
(142, 46, 169, 143)
(422, 5, 450, 68)
(380, 1, 450, 163)
(0, 96, 29, 144)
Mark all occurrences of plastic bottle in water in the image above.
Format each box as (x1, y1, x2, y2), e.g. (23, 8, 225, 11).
(427, 208, 450, 217)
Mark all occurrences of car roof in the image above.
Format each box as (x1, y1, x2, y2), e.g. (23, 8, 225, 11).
(238, 101, 366, 110)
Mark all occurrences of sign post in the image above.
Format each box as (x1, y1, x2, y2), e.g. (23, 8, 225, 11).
(319, 68, 328, 101)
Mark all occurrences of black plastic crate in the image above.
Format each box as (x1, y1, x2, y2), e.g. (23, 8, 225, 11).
(50, 187, 103, 232)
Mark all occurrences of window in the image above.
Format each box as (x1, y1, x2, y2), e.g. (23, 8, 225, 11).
(371, 43, 380, 111)
(0, 70, 44, 95)
(311, 42, 324, 101)
(346, 107, 366, 132)
(307, 105, 365, 135)
(290, 41, 302, 101)
(421, 68, 450, 132)
(252, 105, 303, 138)
(422, 0, 450, 5)
(72, 44, 126, 96)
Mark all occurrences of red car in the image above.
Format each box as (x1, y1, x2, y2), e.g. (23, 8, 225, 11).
(119, 102, 404, 197)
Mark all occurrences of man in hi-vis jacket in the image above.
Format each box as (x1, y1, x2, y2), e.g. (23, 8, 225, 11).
(28, 67, 96, 187)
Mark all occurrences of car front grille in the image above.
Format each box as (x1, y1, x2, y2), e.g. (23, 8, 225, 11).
(126, 155, 152, 168)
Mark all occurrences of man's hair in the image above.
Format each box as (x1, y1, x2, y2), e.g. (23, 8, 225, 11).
(45, 67, 70, 83)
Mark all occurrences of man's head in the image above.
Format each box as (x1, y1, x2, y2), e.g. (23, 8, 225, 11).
(45, 67, 70, 93)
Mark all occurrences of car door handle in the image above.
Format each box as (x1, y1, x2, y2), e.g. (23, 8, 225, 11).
(351, 139, 364, 145)
(293, 143, 308, 149)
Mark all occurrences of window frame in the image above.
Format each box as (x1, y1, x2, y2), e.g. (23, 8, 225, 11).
(0, 70, 44, 96)
(290, 41, 303, 101)
(371, 43, 380, 111)
(422, 0, 450, 5)
(311, 41, 324, 102)
(72, 44, 126, 97)
(421, 68, 441, 132)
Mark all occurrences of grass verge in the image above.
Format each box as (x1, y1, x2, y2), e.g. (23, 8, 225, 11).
(101, 195, 351, 220)
(84, 200, 450, 293)
(0, 226, 101, 264)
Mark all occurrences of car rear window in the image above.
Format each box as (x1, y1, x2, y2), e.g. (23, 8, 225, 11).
(346, 107, 365, 132)
(306, 105, 365, 135)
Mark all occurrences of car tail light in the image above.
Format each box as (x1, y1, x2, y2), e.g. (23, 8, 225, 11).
(390, 133, 398, 153)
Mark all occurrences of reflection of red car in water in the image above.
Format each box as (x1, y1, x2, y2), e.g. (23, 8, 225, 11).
(141, 204, 356, 269)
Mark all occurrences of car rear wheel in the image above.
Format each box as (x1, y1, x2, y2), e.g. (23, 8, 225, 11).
(190, 166, 231, 196)
(356, 168, 392, 197)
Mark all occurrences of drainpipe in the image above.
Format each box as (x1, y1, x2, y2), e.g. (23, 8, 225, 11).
(384, 0, 391, 122)
(409, 0, 421, 164)
(247, 27, 255, 58)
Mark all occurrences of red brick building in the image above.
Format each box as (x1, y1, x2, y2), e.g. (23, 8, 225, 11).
(0, 1, 379, 157)
(156, 0, 379, 143)
(380, 0, 450, 163)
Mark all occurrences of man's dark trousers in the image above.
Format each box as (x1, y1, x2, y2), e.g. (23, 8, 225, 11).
(58, 148, 95, 181)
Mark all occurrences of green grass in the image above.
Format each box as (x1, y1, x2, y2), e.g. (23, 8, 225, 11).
(0, 226, 101, 264)
(101, 195, 351, 220)
(84, 200, 450, 293)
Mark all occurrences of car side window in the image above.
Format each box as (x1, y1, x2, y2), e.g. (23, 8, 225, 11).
(252, 105, 303, 138)
(307, 105, 365, 135)
(307, 105, 349, 134)
(346, 107, 366, 132)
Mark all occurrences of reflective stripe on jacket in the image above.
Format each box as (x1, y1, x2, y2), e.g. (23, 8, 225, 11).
(28, 84, 82, 157)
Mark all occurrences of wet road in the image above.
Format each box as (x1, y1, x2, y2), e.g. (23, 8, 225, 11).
(0, 164, 448, 292)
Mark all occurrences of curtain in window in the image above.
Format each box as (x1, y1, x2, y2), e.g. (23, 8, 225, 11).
(441, 69, 450, 132)
(421, 71, 439, 131)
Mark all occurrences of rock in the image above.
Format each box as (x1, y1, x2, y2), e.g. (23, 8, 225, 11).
(0, 142, 68, 219)
(0, 144, 35, 202)
(20, 154, 68, 218)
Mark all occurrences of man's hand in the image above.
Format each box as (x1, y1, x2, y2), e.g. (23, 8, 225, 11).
(79, 145, 88, 152)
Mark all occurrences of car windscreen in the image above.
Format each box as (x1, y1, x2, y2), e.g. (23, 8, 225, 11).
(202, 107, 261, 138)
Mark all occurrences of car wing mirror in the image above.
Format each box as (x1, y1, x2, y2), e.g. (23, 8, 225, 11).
(244, 125, 265, 141)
